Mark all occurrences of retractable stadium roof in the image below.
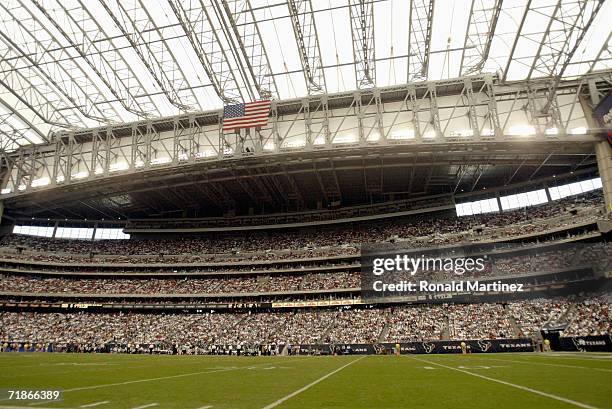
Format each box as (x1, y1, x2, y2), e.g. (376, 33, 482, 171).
(0, 0, 610, 152)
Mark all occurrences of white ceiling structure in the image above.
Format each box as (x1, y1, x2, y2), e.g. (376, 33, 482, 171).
(0, 0, 610, 152)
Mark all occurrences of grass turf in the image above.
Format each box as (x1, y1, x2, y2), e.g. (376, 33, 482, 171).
(0, 352, 611, 409)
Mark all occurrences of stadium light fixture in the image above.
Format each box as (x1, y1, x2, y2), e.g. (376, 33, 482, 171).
(283, 139, 306, 149)
(545, 127, 559, 135)
(263, 142, 275, 151)
(31, 177, 50, 187)
(1, 188, 12, 194)
(135, 160, 145, 168)
(508, 125, 536, 136)
(390, 129, 415, 140)
(570, 127, 587, 135)
(110, 162, 129, 172)
(449, 129, 473, 137)
(314, 136, 325, 145)
(422, 130, 437, 139)
(17, 184, 26, 191)
(368, 132, 381, 141)
(151, 157, 171, 165)
(72, 171, 89, 179)
(333, 134, 357, 144)
(196, 150, 216, 158)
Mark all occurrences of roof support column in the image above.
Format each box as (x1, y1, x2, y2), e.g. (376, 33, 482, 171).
(304, 98, 313, 150)
(271, 101, 281, 153)
(322, 96, 331, 148)
(595, 141, 612, 214)
(354, 92, 366, 146)
(544, 183, 552, 202)
(464, 78, 480, 140)
(583, 84, 612, 214)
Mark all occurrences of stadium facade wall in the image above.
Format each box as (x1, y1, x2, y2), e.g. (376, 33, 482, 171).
(296, 339, 535, 355)
(556, 336, 612, 353)
(4, 337, 612, 354)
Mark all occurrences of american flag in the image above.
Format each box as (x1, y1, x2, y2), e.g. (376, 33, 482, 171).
(222, 100, 271, 132)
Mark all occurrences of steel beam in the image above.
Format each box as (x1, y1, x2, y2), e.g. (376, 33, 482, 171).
(407, 0, 434, 82)
(168, 0, 245, 103)
(99, 0, 201, 111)
(220, 0, 278, 99)
(32, 0, 161, 118)
(287, 0, 326, 94)
(349, 0, 376, 89)
(1, 73, 608, 198)
(0, 0, 117, 123)
(460, 0, 502, 76)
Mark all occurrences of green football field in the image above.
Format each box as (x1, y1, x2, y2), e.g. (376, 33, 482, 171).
(1, 352, 611, 409)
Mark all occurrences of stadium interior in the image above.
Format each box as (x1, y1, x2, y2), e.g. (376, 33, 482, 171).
(0, 0, 611, 408)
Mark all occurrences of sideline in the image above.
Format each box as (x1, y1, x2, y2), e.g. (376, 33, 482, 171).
(476, 355, 612, 373)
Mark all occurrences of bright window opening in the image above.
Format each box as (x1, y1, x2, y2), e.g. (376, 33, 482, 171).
(55, 227, 94, 240)
(94, 228, 130, 240)
(548, 177, 602, 200)
(455, 198, 499, 216)
(500, 189, 548, 211)
(12, 225, 53, 237)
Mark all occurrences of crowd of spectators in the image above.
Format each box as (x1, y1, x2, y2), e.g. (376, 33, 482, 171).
(447, 303, 512, 340)
(0, 191, 607, 353)
(384, 305, 446, 342)
(0, 247, 358, 265)
(1, 297, 609, 351)
(0, 272, 360, 295)
(489, 243, 611, 279)
(0, 292, 363, 305)
(217, 311, 336, 345)
(0, 275, 257, 295)
(508, 299, 570, 336)
(2, 241, 607, 297)
(0, 311, 242, 348)
(563, 298, 611, 336)
(323, 309, 383, 344)
(0, 191, 603, 264)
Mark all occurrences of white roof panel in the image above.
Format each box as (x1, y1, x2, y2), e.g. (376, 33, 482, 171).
(0, 0, 609, 150)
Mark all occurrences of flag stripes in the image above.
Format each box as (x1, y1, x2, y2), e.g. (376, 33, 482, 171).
(222, 100, 271, 132)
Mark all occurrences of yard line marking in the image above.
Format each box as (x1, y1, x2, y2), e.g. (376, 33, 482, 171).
(79, 401, 110, 408)
(60, 367, 237, 393)
(261, 356, 366, 409)
(0, 358, 228, 380)
(54, 359, 299, 395)
(533, 354, 612, 362)
(409, 356, 600, 409)
(0, 366, 143, 380)
(0, 358, 314, 403)
(131, 404, 158, 409)
(478, 356, 612, 373)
